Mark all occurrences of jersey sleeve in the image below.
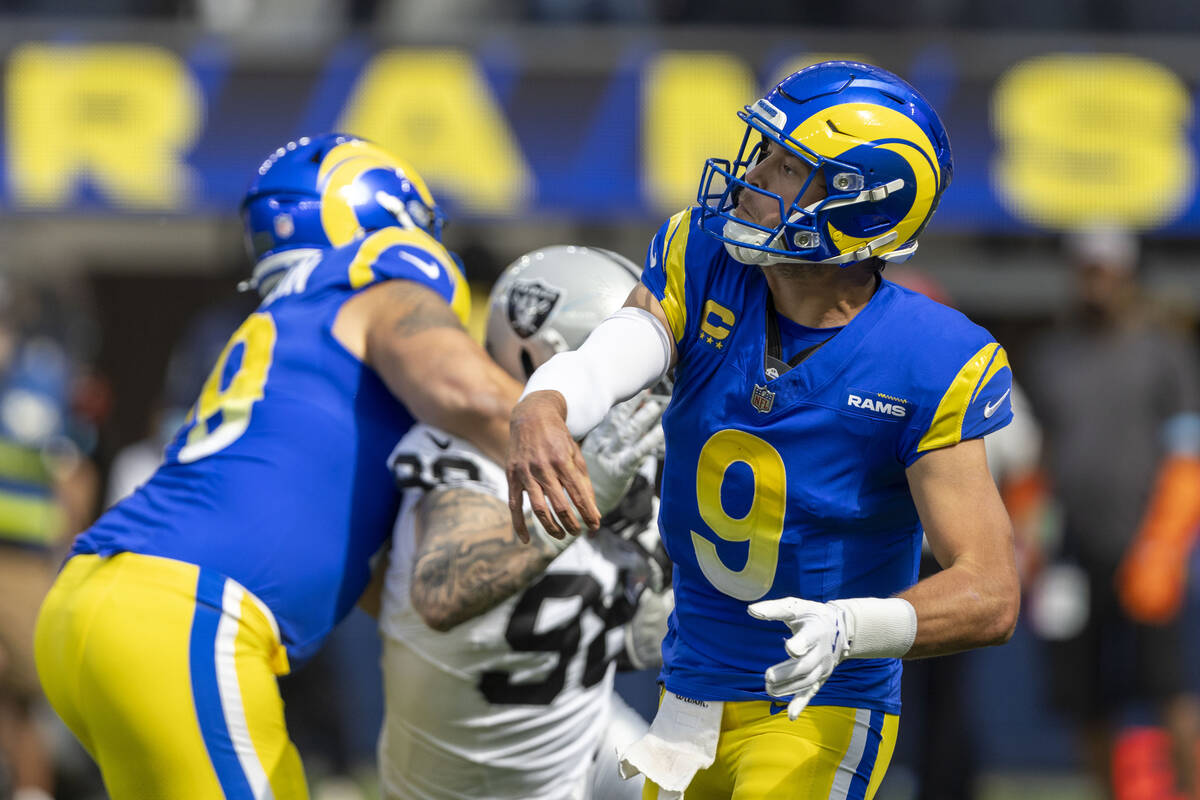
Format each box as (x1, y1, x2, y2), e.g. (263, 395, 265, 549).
(345, 227, 472, 326)
(387, 424, 507, 501)
(901, 341, 1014, 466)
(640, 208, 714, 362)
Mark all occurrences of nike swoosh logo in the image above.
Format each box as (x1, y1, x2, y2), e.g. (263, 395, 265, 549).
(983, 388, 1011, 419)
(426, 431, 452, 450)
(399, 250, 441, 280)
(650, 248, 659, 269)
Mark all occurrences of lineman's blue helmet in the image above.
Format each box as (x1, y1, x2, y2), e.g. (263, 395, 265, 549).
(241, 133, 444, 262)
(697, 61, 952, 267)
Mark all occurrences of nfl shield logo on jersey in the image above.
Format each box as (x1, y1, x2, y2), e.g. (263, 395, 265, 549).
(507, 280, 561, 338)
(751, 384, 774, 413)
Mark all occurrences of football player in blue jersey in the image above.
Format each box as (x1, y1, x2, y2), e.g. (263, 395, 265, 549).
(34, 134, 524, 799)
(506, 61, 1021, 799)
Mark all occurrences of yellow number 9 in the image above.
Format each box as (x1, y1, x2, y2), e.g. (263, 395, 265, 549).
(178, 312, 277, 463)
(691, 429, 786, 601)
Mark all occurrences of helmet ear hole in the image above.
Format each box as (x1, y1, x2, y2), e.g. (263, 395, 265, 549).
(520, 348, 537, 381)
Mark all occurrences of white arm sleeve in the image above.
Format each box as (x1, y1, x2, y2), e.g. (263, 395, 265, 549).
(520, 306, 672, 439)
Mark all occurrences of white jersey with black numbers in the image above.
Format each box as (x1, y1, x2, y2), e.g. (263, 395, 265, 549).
(378, 423, 651, 800)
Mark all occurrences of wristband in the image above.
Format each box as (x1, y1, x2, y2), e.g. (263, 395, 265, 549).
(830, 597, 917, 659)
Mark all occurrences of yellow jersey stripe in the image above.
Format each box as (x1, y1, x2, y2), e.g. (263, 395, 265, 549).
(347, 228, 470, 325)
(917, 342, 1000, 453)
(660, 209, 691, 342)
(971, 346, 1010, 404)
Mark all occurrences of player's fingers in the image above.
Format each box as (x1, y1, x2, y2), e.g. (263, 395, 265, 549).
(764, 647, 815, 683)
(522, 462, 574, 538)
(506, 461, 544, 543)
(747, 597, 805, 622)
(611, 394, 639, 425)
(508, 479, 530, 544)
(540, 478, 580, 537)
(533, 453, 593, 536)
(527, 480, 569, 540)
(621, 427, 665, 471)
(564, 448, 601, 530)
(767, 662, 821, 702)
(787, 685, 820, 721)
(764, 659, 799, 693)
(560, 471, 600, 532)
(784, 630, 821, 660)
(628, 397, 667, 434)
(766, 673, 808, 700)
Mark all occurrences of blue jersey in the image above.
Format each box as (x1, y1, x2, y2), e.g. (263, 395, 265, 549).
(74, 227, 470, 664)
(642, 209, 1013, 714)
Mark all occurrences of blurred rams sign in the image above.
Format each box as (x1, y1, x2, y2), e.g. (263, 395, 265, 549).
(1, 35, 1198, 232)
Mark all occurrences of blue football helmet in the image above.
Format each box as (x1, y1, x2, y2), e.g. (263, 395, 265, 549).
(240, 134, 445, 288)
(697, 61, 953, 267)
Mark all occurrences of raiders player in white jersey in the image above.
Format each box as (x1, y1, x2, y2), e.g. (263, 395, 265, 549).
(377, 246, 673, 800)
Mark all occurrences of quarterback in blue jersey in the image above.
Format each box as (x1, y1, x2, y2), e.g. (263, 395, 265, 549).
(34, 135, 523, 799)
(507, 62, 1020, 800)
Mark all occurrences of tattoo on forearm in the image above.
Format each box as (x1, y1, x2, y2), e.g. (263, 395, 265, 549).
(411, 488, 555, 630)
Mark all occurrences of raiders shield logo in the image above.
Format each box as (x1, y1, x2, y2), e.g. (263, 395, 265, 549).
(751, 384, 774, 413)
(507, 280, 561, 338)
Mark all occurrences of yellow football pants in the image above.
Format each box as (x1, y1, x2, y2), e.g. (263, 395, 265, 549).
(643, 700, 898, 800)
(35, 552, 309, 799)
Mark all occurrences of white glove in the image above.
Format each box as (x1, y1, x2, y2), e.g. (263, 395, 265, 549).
(625, 587, 674, 671)
(582, 392, 666, 516)
(747, 598, 850, 721)
(748, 596, 917, 721)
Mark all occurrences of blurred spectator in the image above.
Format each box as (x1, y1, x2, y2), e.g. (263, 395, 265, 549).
(0, 278, 98, 800)
(889, 268, 1046, 800)
(1026, 226, 1200, 800)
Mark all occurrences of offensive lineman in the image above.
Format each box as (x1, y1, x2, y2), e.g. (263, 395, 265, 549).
(376, 246, 672, 800)
(34, 134, 523, 798)
(507, 62, 1020, 798)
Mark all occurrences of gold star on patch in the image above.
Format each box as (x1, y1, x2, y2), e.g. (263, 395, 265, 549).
(706, 335, 714, 344)
(716, 342, 723, 349)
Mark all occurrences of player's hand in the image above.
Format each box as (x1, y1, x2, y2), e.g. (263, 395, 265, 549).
(1117, 539, 1188, 625)
(748, 598, 851, 720)
(625, 587, 674, 671)
(507, 390, 601, 543)
(582, 392, 666, 517)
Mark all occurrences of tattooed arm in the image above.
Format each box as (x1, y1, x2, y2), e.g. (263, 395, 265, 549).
(410, 486, 561, 632)
(332, 280, 522, 463)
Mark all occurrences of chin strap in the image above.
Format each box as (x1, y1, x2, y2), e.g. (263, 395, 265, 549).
(819, 231, 899, 265)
